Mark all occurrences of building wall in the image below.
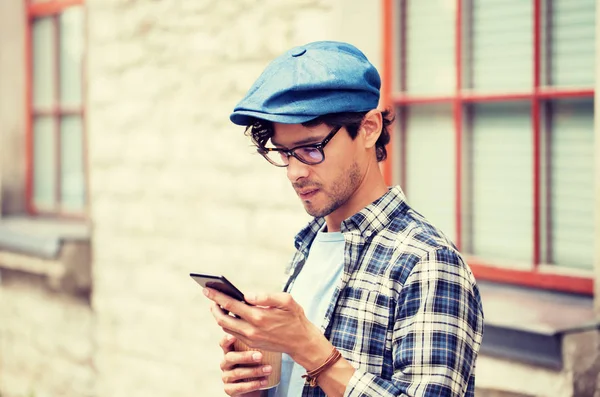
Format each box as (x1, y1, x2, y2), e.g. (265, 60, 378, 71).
(86, 0, 380, 395)
(0, 272, 94, 397)
(0, 3, 94, 397)
(0, 0, 27, 215)
(475, 355, 572, 397)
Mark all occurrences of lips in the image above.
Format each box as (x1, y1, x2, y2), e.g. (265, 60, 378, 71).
(297, 188, 318, 200)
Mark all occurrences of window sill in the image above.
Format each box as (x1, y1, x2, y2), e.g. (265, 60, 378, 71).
(0, 216, 91, 296)
(478, 281, 599, 369)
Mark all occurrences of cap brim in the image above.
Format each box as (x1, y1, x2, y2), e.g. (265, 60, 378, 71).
(230, 110, 319, 126)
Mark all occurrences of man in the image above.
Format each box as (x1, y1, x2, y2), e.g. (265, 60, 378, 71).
(204, 41, 484, 397)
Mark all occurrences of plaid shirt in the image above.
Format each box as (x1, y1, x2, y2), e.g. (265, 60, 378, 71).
(283, 186, 484, 397)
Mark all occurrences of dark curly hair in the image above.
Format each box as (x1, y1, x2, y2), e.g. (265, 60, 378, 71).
(244, 109, 394, 162)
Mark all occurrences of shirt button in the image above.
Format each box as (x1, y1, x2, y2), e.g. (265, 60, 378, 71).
(365, 230, 372, 238)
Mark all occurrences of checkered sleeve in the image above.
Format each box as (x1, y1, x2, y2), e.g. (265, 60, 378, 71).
(344, 247, 484, 397)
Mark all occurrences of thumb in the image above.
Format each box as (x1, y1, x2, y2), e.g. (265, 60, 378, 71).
(244, 292, 294, 308)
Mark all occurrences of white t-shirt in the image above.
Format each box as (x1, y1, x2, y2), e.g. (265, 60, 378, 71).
(276, 228, 345, 396)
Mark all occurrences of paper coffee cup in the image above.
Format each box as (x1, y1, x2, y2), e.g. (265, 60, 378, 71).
(234, 339, 282, 390)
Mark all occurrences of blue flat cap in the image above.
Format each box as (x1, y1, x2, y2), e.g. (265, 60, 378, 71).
(230, 41, 381, 126)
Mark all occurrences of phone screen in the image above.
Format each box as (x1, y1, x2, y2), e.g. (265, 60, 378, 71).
(189, 273, 247, 303)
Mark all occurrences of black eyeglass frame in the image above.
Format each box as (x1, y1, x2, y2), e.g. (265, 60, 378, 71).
(256, 125, 343, 167)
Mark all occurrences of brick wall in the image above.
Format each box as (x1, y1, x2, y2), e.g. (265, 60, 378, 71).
(86, 0, 341, 395)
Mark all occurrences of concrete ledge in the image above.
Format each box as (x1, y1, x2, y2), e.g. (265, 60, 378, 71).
(482, 325, 563, 369)
(479, 281, 598, 369)
(477, 282, 600, 396)
(0, 229, 61, 258)
(0, 216, 90, 258)
(476, 388, 535, 397)
(0, 217, 91, 296)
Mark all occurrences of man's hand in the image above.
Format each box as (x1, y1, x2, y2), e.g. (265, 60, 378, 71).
(204, 288, 331, 369)
(207, 289, 356, 396)
(219, 334, 270, 397)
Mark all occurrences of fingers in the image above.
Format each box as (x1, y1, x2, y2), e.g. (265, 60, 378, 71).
(220, 349, 263, 371)
(210, 303, 252, 337)
(224, 379, 268, 397)
(219, 334, 236, 354)
(220, 350, 272, 397)
(204, 288, 250, 318)
(244, 291, 295, 309)
(210, 302, 237, 327)
(221, 362, 272, 383)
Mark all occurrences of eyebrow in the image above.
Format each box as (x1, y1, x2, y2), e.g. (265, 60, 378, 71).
(270, 135, 326, 148)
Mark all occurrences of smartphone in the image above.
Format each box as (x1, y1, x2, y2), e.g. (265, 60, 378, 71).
(190, 273, 248, 303)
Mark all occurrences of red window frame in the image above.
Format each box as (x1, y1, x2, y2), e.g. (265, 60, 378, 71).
(381, 0, 594, 295)
(25, 0, 87, 217)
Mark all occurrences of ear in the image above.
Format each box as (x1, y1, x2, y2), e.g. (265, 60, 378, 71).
(360, 109, 383, 150)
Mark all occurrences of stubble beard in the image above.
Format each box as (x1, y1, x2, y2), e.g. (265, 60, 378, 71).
(302, 160, 362, 219)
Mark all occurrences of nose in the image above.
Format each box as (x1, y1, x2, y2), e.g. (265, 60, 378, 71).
(286, 156, 310, 182)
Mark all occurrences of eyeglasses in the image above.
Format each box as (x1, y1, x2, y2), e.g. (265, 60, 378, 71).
(257, 126, 342, 167)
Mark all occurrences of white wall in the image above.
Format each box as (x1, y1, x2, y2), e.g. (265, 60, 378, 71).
(87, 1, 383, 396)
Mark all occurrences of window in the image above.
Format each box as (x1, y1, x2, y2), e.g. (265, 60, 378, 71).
(382, 0, 595, 294)
(27, 0, 86, 215)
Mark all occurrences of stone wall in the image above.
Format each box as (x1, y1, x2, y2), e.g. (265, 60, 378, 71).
(86, 0, 350, 395)
(0, 271, 94, 397)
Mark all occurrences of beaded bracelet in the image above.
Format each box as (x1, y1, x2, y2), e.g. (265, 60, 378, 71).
(301, 347, 343, 387)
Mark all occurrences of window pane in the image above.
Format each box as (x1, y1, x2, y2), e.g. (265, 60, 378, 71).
(468, 0, 532, 91)
(547, 0, 595, 87)
(405, 0, 455, 95)
(60, 116, 86, 211)
(33, 17, 56, 109)
(467, 103, 533, 263)
(33, 117, 56, 209)
(60, 6, 84, 107)
(544, 100, 594, 269)
(405, 105, 456, 242)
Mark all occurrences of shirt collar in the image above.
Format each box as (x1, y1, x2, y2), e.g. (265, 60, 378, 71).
(294, 186, 408, 253)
